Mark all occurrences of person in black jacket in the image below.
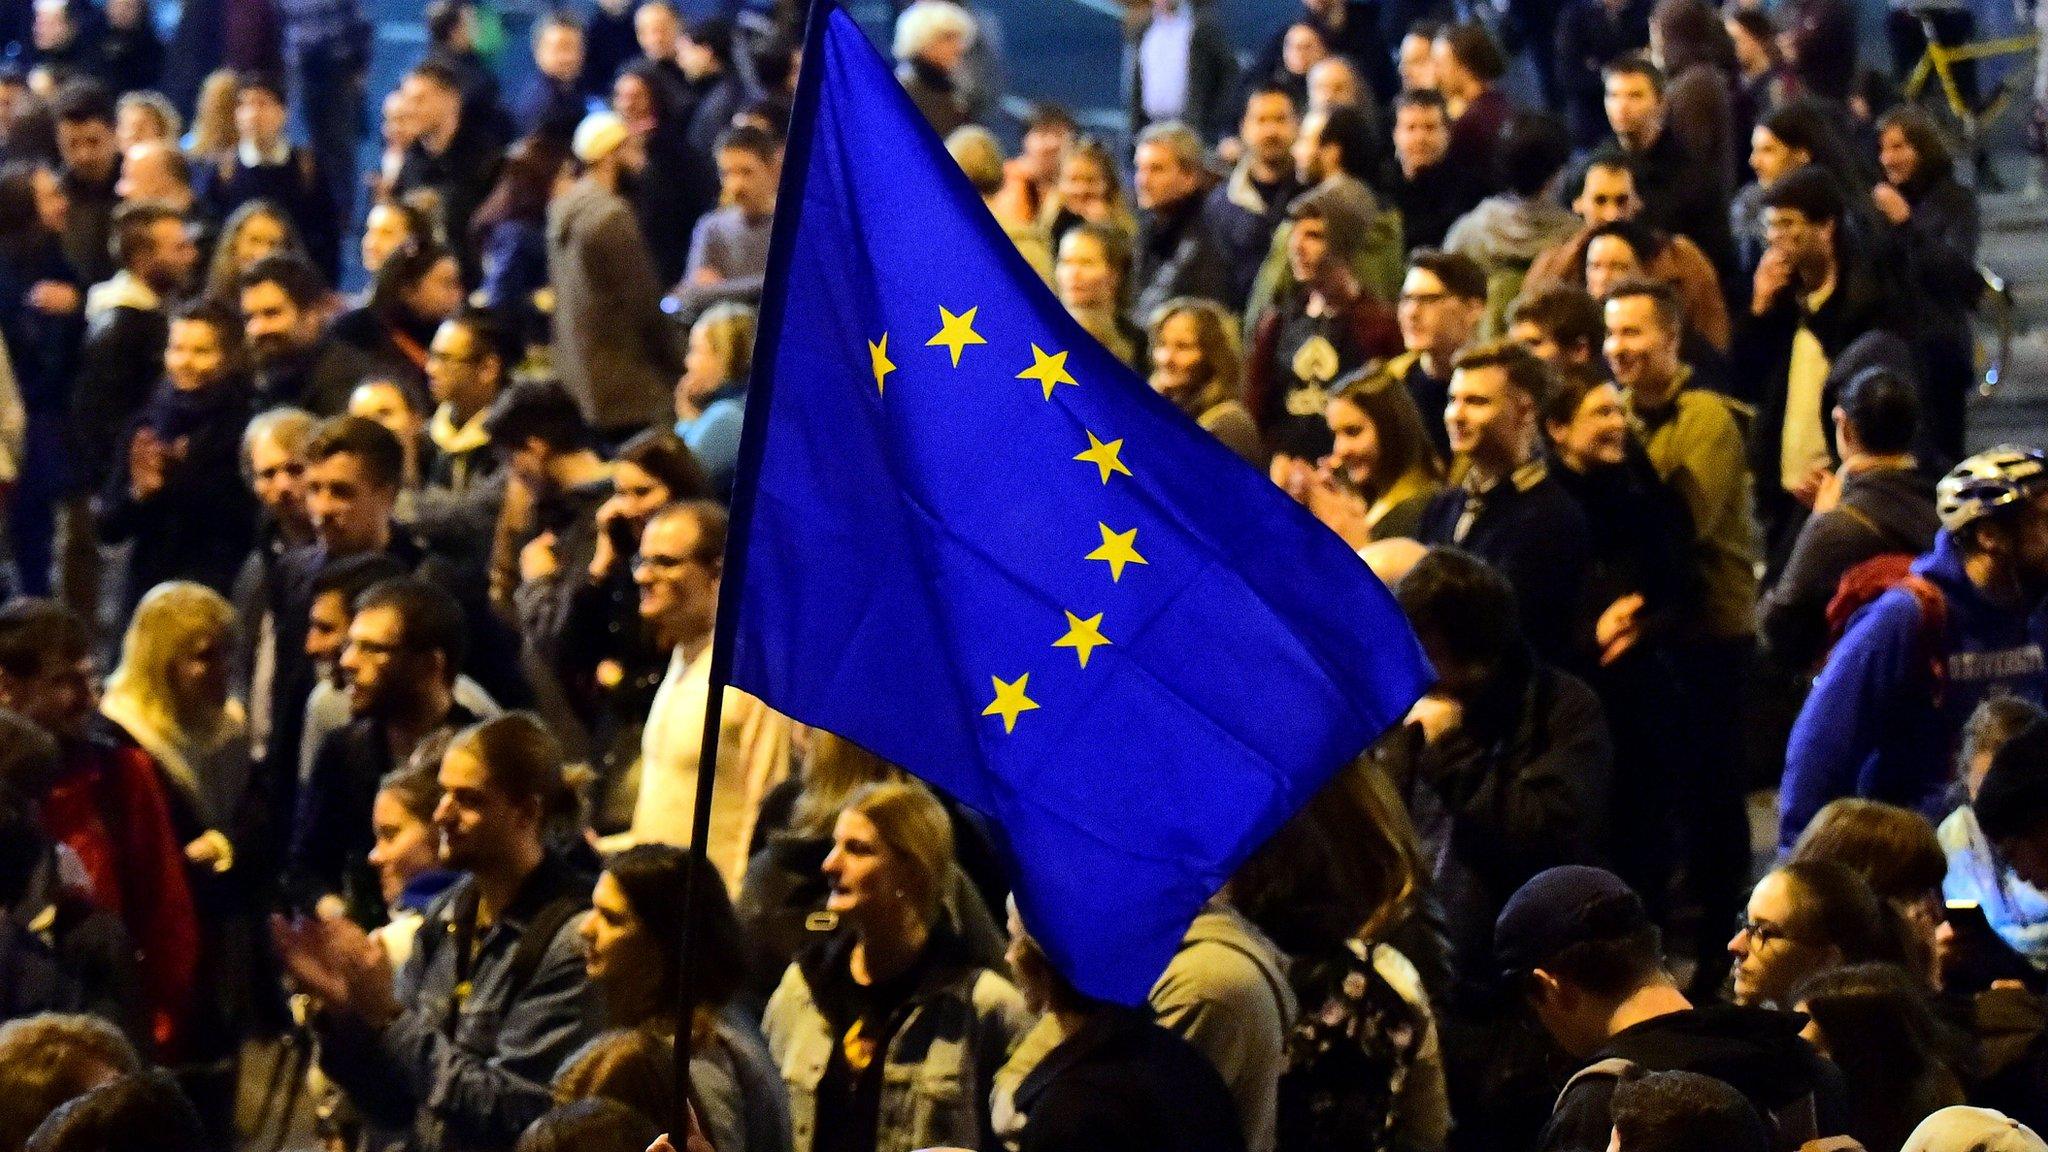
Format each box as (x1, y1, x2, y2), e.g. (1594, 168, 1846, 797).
(1497, 866, 1849, 1152)
(73, 201, 198, 501)
(1554, 0, 1651, 148)
(1130, 120, 1234, 325)
(96, 300, 256, 623)
(0, 160, 87, 602)
(195, 72, 341, 284)
(394, 59, 506, 280)
(1006, 900, 1247, 1152)
(1380, 90, 1484, 253)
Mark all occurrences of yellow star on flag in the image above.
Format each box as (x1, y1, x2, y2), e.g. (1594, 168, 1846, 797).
(1017, 343, 1079, 400)
(868, 333, 895, 394)
(982, 673, 1040, 733)
(926, 306, 986, 367)
(1085, 523, 1148, 582)
(1073, 430, 1131, 485)
(1053, 611, 1111, 668)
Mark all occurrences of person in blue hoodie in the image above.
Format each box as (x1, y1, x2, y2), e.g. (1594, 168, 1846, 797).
(1780, 446, 2048, 851)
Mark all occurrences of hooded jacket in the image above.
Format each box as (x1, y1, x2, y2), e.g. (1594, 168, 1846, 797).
(1757, 462, 1940, 670)
(1538, 1005, 1848, 1152)
(1781, 530, 2048, 849)
(547, 176, 686, 433)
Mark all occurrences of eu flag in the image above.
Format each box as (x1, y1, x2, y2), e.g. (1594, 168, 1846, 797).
(725, 0, 1433, 1005)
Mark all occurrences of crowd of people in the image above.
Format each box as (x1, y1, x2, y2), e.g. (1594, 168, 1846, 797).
(2, 0, 2048, 1150)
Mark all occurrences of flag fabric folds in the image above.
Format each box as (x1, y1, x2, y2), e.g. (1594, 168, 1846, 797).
(726, 0, 1433, 1005)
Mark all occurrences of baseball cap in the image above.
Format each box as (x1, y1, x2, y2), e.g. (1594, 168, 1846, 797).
(1904, 1108, 2048, 1152)
(572, 111, 629, 165)
(1494, 865, 1650, 979)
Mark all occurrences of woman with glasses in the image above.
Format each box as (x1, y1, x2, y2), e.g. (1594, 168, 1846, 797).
(1729, 860, 1914, 1007)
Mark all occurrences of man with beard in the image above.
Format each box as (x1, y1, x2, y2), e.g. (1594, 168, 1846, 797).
(239, 254, 381, 415)
(290, 575, 477, 918)
(549, 111, 684, 444)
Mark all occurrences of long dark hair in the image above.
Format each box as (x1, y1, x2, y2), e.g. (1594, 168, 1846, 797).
(368, 238, 458, 320)
(1791, 963, 1968, 1152)
(0, 160, 52, 265)
(615, 428, 711, 503)
(469, 134, 570, 251)
(604, 844, 747, 1026)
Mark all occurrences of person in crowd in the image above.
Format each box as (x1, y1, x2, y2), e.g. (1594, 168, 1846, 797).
(1395, 22, 1441, 93)
(113, 140, 201, 234)
(231, 406, 313, 768)
(1004, 898, 1247, 1152)
(371, 89, 422, 206)
(488, 378, 613, 633)
(96, 0, 163, 96)
(0, 1014, 140, 1152)
(1872, 106, 1978, 466)
(96, 581, 254, 1140)
(952, 125, 1051, 279)
(351, 377, 428, 490)
(22, 1068, 210, 1152)
(623, 0, 687, 117)
(1044, 136, 1134, 256)
(1740, 166, 1905, 570)
(1496, 865, 1847, 1152)
(52, 81, 118, 287)
(292, 575, 477, 915)
(1756, 360, 1938, 670)
(520, 13, 587, 151)
(0, 160, 86, 603)
(1376, 548, 1612, 1002)
(1555, 0, 1652, 148)
(550, 111, 684, 442)
(363, 754, 460, 976)
(1146, 297, 1263, 467)
(1511, 284, 1607, 371)
(569, 844, 792, 1152)
(677, 18, 752, 157)
(96, 300, 256, 619)
(468, 135, 568, 352)
(1243, 103, 1397, 323)
(1054, 221, 1145, 371)
(196, 71, 339, 282)
(73, 201, 197, 510)
(1648, 0, 1738, 194)
(1782, 447, 2048, 846)
(519, 1098, 663, 1152)
(1124, 0, 1238, 144)
(1416, 341, 1595, 662)
(1939, 698, 2048, 969)
(1388, 249, 1486, 460)
(613, 60, 713, 293)
(1206, 83, 1300, 308)
(1526, 152, 1729, 352)
(1245, 182, 1399, 463)
(1443, 112, 1579, 338)
(182, 71, 239, 167)
(1292, 366, 1443, 547)
(604, 501, 788, 880)
(1779, 0, 1856, 103)
(299, 552, 402, 770)
(1971, 715, 2048, 921)
(1731, 101, 1845, 279)
(763, 779, 1031, 1152)
(1247, 21, 1327, 120)
(1794, 962, 1966, 1152)
(673, 124, 779, 317)
(579, 0, 637, 102)
(204, 198, 312, 307)
(1228, 768, 1453, 1152)
(1608, 1072, 1772, 1152)
(1789, 798, 1947, 986)
(115, 93, 179, 155)
(1380, 89, 1483, 255)
(395, 59, 506, 278)
(1730, 860, 1910, 1009)
(1598, 56, 1736, 286)
(1432, 23, 1509, 192)
(988, 102, 1074, 230)
(410, 304, 510, 547)
(1262, 0, 1400, 103)
(330, 239, 464, 398)
(236, 254, 369, 414)
(1130, 119, 1232, 325)
(277, 712, 599, 1152)
(675, 302, 753, 495)
(1305, 51, 1368, 121)
(894, 0, 980, 138)
(1723, 10, 1787, 134)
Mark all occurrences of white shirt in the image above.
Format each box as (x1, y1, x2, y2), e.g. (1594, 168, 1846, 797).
(1780, 279, 1836, 491)
(1139, 3, 1195, 122)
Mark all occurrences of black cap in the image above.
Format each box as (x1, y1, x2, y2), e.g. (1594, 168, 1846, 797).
(1977, 718, 2048, 843)
(1494, 865, 1650, 977)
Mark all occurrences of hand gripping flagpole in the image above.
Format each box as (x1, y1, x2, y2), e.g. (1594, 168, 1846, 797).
(670, 0, 831, 1137)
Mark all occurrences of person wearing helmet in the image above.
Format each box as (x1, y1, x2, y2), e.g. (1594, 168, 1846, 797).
(1780, 446, 2048, 851)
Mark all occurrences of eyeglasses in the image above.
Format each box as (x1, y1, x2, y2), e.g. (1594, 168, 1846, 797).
(632, 552, 703, 574)
(1399, 290, 1449, 306)
(1732, 914, 1806, 948)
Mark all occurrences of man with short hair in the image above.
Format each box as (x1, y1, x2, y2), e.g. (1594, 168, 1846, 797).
(1597, 57, 1733, 285)
(1417, 339, 1594, 661)
(1433, 24, 1510, 192)
(518, 11, 587, 147)
(485, 380, 614, 632)
(407, 306, 510, 563)
(673, 125, 781, 315)
(279, 712, 600, 1152)
(1783, 447, 2048, 847)
(1206, 82, 1301, 307)
(291, 576, 479, 913)
(1495, 865, 1844, 1152)
(1609, 1072, 1771, 1152)
(1555, 0, 1651, 148)
(630, 0, 690, 113)
(990, 102, 1075, 228)
(1242, 103, 1398, 315)
(1380, 89, 1482, 252)
(1757, 353, 1939, 669)
(395, 59, 506, 274)
(240, 255, 380, 415)
(196, 71, 340, 281)
(74, 201, 198, 501)
(1130, 120, 1234, 324)
(1509, 284, 1605, 369)
(549, 111, 685, 441)
(606, 501, 789, 881)
(1390, 248, 1488, 458)
(114, 141, 198, 219)
(233, 408, 317, 770)
(53, 80, 121, 285)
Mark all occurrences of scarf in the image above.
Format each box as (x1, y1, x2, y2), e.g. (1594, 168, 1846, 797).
(99, 690, 249, 833)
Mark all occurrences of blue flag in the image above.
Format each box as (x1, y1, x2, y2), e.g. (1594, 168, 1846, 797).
(725, 0, 1432, 1005)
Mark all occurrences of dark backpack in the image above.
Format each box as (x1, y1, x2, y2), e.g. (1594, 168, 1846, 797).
(1820, 552, 1949, 703)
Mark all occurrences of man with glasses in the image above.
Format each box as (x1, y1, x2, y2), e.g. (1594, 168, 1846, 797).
(291, 576, 478, 916)
(603, 501, 788, 882)
(1389, 249, 1487, 460)
(1494, 865, 1847, 1152)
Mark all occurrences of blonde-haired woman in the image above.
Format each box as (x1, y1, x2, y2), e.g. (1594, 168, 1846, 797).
(1148, 297, 1265, 467)
(183, 69, 238, 163)
(763, 780, 1030, 1152)
(204, 200, 311, 306)
(98, 580, 254, 1137)
(1043, 136, 1134, 254)
(675, 302, 755, 495)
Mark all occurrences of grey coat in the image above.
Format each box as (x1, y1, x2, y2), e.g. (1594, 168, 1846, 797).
(547, 177, 687, 435)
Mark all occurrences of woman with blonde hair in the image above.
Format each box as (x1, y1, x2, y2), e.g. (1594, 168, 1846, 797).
(763, 780, 1030, 1152)
(182, 70, 238, 162)
(1054, 221, 1144, 371)
(1043, 136, 1133, 253)
(1293, 368, 1443, 547)
(675, 302, 755, 495)
(1148, 297, 1264, 466)
(204, 200, 310, 306)
(97, 580, 254, 1138)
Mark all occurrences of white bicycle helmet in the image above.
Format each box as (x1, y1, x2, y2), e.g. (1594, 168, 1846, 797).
(1937, 446, 2048, 534)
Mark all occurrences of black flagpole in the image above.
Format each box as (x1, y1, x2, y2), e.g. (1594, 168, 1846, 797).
(668, 0, 830, 1137)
